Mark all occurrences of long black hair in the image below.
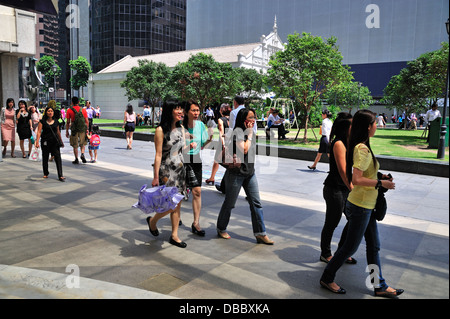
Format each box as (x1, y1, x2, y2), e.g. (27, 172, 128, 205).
(159, 99, 182, 134)
(346, 109, 377, 183)
(6, 98, 15, 109)
(234, 107, 255, 132)
(42, 106, 55, 122)
(126, 103, 133, 115)
(330, 112, 352, 145)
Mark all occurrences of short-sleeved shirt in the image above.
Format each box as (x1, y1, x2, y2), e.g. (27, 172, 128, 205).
(322, 118, 333, 138)
(185, 120, 209, 156)
(66, 105, 88, 122)
(347, 143, 380, 209)
(85, 107, 95, 119)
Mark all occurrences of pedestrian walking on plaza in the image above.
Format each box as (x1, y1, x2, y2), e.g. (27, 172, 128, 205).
(215, 96, 255, 194)
(206, 103, 231, 185)
(66, 96, 89, 164)
(1, 98, 17, 158)
(84, 100, 95, 133)
(308, 109, 332, 170)
(147, 100, 188, 248)
(183, 100, 213, 237)
(16, 100, 33, 158)
(29, 103, 41, 137)
(122, 104, 136, 150)
(216, 108, 274, 245)
(320, 109, 403, 297)
(319, 112, 356, 264)
(35, 106, 65, 182)
(87, 124, 101, 163)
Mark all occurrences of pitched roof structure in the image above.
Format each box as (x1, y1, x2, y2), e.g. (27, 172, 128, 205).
(97, 42, 261, 74)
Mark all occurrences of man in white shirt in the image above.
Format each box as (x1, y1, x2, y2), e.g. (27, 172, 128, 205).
(229, 96, 245, 129)
(425, 102, 442, 124)
(268, 109, 288, 139)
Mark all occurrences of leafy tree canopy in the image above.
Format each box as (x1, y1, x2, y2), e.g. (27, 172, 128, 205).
(268, 32, 353, 141)
(171, 53, 241, 112)
(69, 56, 92, 91)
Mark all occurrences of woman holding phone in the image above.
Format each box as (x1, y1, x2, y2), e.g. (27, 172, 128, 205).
(216, 108, 274, 245)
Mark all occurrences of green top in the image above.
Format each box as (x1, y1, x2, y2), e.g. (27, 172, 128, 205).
(186, 120, 209, 155)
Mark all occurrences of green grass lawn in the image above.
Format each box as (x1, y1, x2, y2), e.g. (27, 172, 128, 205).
(272, 127, 448, 161)
(95, 118, 449, 162)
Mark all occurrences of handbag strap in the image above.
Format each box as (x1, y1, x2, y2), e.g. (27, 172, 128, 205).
(47, 122, 61, 143)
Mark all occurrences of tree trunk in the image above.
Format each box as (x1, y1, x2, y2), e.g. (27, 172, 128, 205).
(303, 116, 310, 143)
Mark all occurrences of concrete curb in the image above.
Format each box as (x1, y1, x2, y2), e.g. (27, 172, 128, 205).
(0, 265, 175, 299)
(100, 129, 449, 178)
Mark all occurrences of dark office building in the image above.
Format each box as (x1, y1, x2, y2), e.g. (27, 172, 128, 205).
(91, 0, 187, 73)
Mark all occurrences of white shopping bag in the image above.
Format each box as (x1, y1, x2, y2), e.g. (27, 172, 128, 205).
(29, 146, 41, 162)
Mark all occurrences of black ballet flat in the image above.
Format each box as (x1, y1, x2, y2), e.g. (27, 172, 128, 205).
(320, 281, 346, 294)
(169, 236, 187, 248)
(146, 216, 159, 236)
(374, 288, 404, 298)
(191, 224, 205, 237)
(345, 257, 357, 264)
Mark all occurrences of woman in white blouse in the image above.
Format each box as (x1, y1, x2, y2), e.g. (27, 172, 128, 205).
(308, 109, 333, 171)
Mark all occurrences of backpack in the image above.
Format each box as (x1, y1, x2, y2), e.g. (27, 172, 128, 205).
(90, 134, 101, 147)
(70, 107, 87, 133)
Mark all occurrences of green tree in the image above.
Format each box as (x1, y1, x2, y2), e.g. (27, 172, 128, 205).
(36, 55, 61, 93)
(121, 59, 174, 127)
(171, 53, 241, 112)
(235, 67, 268, 105)
(69, 56, 92, 96)
(383, 42, 448, 126)
(268, 32, 353, 142)
(324, 80, 373, 114)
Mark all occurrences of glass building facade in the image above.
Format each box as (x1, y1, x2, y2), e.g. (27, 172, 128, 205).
(186, 0, 449, 97)
(91, 0, 186, 72)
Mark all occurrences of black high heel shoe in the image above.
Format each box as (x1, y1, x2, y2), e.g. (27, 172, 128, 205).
(146, 216, 159, 236)
(169, 236, 187, 248)
(191, 223, 205, 237)
(308, 166, 316, 171)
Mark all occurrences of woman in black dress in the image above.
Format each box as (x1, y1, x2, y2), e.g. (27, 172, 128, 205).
(16, 100, 33, 158)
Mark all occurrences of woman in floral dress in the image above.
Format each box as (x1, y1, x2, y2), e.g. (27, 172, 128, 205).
(146, 99, 188, 248)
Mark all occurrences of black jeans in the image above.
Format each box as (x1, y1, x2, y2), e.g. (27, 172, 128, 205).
(320, 184, 349, 258)
(42, 141, 63, 178)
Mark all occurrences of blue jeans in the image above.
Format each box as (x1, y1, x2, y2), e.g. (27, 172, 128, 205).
(320, 201, 388, 291)
(217, 171, 266, 236)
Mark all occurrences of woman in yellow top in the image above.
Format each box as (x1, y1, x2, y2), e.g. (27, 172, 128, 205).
(320, 110, 404, 298)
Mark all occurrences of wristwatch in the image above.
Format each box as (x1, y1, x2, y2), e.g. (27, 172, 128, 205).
(375, 179, 382, 189)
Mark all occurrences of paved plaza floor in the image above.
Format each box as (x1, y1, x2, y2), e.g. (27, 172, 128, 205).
(0, 134, 448, 302)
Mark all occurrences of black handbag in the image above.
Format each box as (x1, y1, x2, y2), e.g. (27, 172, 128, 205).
(49, 124, 64, 148)
(373, 191, 387, 221)
(185, 164, 199, 188)
(373, 172, 391, 221)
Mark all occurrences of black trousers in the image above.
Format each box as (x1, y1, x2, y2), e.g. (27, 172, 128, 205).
(42, 141, 63, 178)
(320, 184, 349, 258)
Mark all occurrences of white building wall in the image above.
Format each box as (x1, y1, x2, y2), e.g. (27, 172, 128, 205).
(88, 73, 139, 120)
(0, 6, 36, 107)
